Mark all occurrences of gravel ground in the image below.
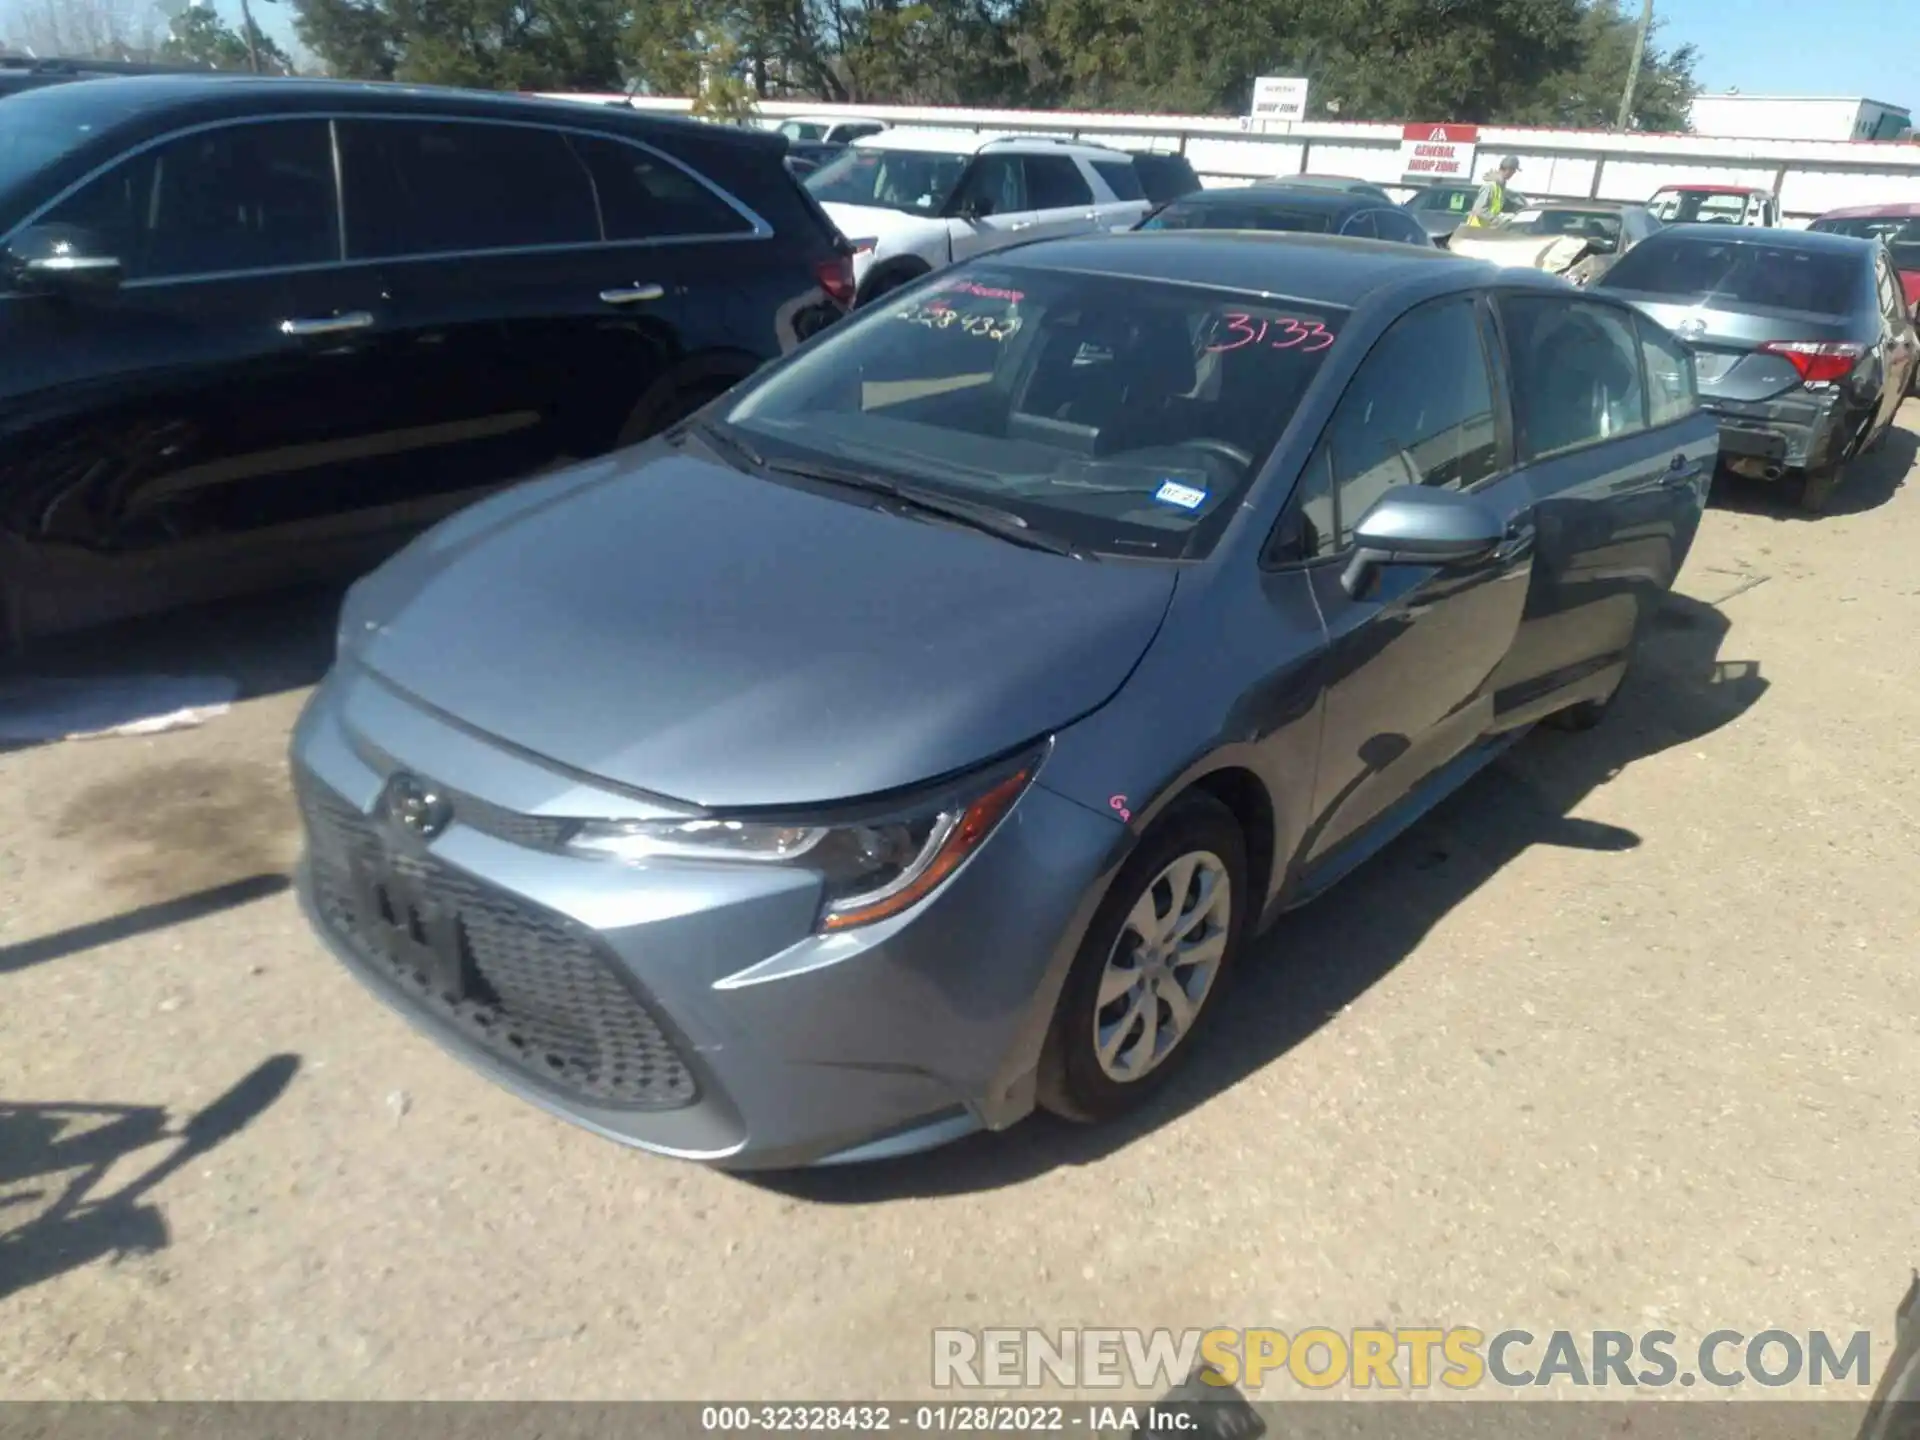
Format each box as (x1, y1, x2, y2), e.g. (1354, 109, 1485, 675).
(2, 413, 1917, 1403)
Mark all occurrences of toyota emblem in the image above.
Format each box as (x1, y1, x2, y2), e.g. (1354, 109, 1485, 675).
(383, 773, 451, 840)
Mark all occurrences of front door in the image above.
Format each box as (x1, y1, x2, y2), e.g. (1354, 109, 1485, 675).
(1292, 293, 1534, 868)
(0, 115, 398, 640)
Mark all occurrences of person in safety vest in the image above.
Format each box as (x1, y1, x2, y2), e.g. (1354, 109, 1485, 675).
(1466, 155, 1520, 228)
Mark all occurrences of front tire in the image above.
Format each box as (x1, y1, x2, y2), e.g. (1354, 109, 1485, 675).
(1038, 795, 1249, 1125)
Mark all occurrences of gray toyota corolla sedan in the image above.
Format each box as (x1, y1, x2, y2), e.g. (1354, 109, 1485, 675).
(292, 233, 1716, 1170)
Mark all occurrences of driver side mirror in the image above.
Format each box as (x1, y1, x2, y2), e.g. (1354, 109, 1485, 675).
(1341, 485, 1505, 597)
(956, 194, 994, 221)
(5, 224, 123, 295)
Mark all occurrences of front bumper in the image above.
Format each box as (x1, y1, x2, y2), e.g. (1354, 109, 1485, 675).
(1702, 389, 1849, 471)
(289, 664, 1120, 1170)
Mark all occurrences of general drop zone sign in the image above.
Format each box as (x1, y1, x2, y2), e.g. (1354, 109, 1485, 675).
(1400, 123, 1480, 181)
(1249, 77, 1310, 124)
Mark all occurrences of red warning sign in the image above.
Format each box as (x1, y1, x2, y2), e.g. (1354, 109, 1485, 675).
(1399, 123, 1481, 180)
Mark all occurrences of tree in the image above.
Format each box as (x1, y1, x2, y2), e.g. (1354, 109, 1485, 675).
(1506, 0, 1698, 130)
(291, 0, 624, 87)
(162, 3, 293, 71)
(0, 0, 165, 58)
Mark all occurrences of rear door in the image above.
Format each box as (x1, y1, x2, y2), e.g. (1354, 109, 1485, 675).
(1871, 247, 1918, 428)
(1020, 153, 1103, 239)
(1293, 292, 1534, 867)
(1479, 292, 1715, 720)
(1088, 156, 1152, 231)
(945, 154, 1036, 260)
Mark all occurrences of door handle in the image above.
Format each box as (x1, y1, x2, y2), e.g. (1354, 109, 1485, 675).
(1008, 220, 1038, 232)
(600, 284, 666, 305)
(279, 311, 374, 337)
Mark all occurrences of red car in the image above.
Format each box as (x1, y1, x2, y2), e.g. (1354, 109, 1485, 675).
(1808, 202, 1920, 309)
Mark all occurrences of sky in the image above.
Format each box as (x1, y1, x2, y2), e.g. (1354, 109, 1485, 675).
(215, 0, 1913, 114)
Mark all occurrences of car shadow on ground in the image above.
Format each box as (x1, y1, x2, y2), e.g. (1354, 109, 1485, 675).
(0, 1054, 298, 1302)
(1712, 419, 1915, 521)
(0, 582, 345, 754)
(763, 591, 1767, 1202)
(0, 874, 292, 978)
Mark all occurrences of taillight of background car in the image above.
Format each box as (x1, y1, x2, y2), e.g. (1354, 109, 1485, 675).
(816, 252, 856, 309)
(1759, 339, 1866, 385)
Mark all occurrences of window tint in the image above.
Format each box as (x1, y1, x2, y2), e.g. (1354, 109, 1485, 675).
(340, 120, 599, 259)
(1501, 296, 1647, 458)
(1341, 210, 1377, 239)
(1373, 210, 1422, 244)
(1603, 236, 1867, 316)
(1319, 297, 1499, 545)
(41, 119, 338, 281)
(1637, 314, 1698, 427)
(951, 154, 1026, 217)
(724, 267, 1348, 561)
(1092, 159, 1146, 202)
(1024, 155, 1093, 209)
(567, 132, 751, 240)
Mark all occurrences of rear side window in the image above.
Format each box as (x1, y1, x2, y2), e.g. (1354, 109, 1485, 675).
(1638, 315, 1698, 427)
(1314, 295, 1499, 546)
(1091, 159, 1146, 202)
(38, 119, 338, 281)
(1132, 155, 1199, 206)
(1501, 296, 1647, 458)
(568, 133, 754, 240)
(339, 119, 599, 259)
(1604, 237, 1867, 317)
(1024, 155, 1093, 209)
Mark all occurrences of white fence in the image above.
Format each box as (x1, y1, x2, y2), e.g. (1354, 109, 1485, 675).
(540, 93, 1920, 224)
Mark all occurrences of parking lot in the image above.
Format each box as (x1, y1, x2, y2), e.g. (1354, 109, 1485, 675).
(3, 411, 1919, 1401)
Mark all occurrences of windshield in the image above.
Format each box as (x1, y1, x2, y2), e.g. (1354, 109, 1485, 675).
(720, 265, 1348, 560)
(1141, 200, 1333, 234)
(1506, 208, 1625, 246)
(1604, 237, 1866, 316)
(1811, 215, 1920, 272)
(1648, 189, 1751, 224)
(1408, 187, 1474, 214)
(805, 147, 968, 215)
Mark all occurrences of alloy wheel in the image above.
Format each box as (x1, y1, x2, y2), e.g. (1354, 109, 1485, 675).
(1092, 850, 1232, 1083)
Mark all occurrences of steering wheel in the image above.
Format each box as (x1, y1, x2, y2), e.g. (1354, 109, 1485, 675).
(1177, 437, 1255, 469)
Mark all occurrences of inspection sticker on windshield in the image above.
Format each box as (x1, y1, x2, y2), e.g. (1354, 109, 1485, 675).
(1153, 480, 1210, 511)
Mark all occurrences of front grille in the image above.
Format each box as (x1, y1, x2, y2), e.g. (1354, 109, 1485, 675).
(299, 776, 697, 1111)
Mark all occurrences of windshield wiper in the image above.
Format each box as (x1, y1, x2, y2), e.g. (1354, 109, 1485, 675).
(762, 457, 1092, 560)
(685, 418, 766, 472)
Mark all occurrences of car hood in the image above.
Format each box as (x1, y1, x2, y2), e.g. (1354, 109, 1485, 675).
(347, 447, 1178, 809)
(1447, 230, 1595, 276)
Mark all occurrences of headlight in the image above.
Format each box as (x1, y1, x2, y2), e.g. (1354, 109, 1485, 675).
(568, 749, 1042, 932)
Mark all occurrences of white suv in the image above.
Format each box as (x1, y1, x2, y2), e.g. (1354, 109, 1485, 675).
(802, 129, 1154, 304)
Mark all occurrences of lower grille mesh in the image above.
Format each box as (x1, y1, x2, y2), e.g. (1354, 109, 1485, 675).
(300, 776, 697, 1111)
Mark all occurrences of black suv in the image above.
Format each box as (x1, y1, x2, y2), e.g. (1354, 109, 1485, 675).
(0, 77, 853, 648)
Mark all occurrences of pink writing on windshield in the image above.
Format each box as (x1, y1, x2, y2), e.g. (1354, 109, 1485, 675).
(1206, 314, 1337, 354)
(938, 280, 1027, 303)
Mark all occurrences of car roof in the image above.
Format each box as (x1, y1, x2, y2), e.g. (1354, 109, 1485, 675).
(856, 127, 1117, 159)
(1653, 183, 1766, 196)
(1645, 222, 1876, 256)
(0, 73, 786, 152)
(1816, 201, 1920, 221)
(1163, 186, 1382, 218)
(1525, 199, 1645, 213)
(992, 231, 1536, 307)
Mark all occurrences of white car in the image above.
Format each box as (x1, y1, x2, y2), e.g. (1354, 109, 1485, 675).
(776, 116, 887, 146)
(802, 129, 1155, 304)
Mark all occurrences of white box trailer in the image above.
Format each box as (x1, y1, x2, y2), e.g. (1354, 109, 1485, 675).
(1688, 94, 1912, 143)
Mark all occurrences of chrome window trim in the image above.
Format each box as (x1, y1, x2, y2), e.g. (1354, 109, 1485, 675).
(1, 107, 773, 294)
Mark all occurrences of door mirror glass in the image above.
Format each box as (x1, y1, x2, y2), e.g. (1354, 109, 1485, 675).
(5, 224, 123, 294)
(1342, 485, 1503, 595)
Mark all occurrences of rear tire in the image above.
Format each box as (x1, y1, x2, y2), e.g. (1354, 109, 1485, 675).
(1037, 795, 1248, 1125)
(1798, 461, 1842, 514)
(616, 375, 743, 450)
(859, 267, 925, 307)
